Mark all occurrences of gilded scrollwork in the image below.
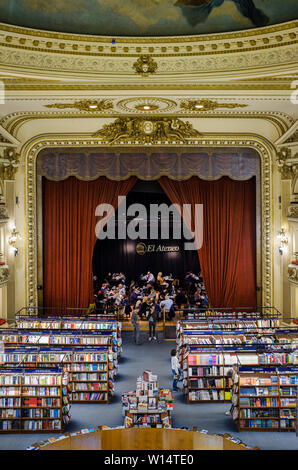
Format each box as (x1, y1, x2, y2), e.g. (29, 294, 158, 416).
(133, 55, 158, 77)
(180, 99, 247, 112)
(0, 148, 20, 181)
(93, 117, 200, 144)
(288, 264, 298, 285)
(45, 99, 113, 112)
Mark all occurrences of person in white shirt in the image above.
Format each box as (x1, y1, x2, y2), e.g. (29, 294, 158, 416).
(171, 349, 180, 391)
(160, 295, 174, 320)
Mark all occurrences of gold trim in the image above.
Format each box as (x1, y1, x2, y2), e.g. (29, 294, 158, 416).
(0, 20, 296, 43)
(93, 117, 200, 145)
(22, 132, 274, 309)
(4, 111, 291, 139)
(180, 99, 248, 112)
(44, 99, 113, 112)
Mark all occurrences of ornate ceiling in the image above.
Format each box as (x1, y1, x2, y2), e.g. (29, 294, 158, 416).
(0, 0, 297, 36)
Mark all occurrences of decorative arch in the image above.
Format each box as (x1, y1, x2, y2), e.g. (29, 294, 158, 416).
(22, 133, 275, 308)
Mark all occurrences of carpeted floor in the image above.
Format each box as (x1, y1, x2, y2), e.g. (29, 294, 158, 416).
(0, 331, 298, 450)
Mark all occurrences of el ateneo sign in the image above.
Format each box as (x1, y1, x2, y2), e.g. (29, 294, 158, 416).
(136, 242, 179, 256)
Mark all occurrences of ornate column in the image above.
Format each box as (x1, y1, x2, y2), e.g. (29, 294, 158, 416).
(276, 137, 298, 320)
(0, 148, 20, 319)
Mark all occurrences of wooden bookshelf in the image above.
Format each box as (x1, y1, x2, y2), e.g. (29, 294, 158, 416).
(184, 350, 298, 404)
(15, 317, 122, 358)
(71, 349, 110, 403)
(0, 347, 113, 404)
(237, 367, 298, 432)
(0, 368, 71, 433)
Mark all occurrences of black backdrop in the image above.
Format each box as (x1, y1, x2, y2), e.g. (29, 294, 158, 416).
(92, 180, 200, 283)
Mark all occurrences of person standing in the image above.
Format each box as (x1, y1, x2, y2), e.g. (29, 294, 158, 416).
(147, 304, 157, 341)
(131, 307, 141, 345)
(171, 349, 180, 392)
(225, 364, 239, 416)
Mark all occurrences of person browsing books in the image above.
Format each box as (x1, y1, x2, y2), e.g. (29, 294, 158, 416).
(171, 349, 180, 392)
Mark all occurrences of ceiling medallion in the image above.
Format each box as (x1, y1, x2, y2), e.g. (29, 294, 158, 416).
(180, 99, 248, 112)
(133, 55, 158, 77)
(117, 97, 177, 113)
(93, 117, 200, 145)
(45, 99, 113, 112)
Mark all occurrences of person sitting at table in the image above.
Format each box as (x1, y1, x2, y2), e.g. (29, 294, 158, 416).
(157, 271, 169, 288)
(145, 271, 155, 285)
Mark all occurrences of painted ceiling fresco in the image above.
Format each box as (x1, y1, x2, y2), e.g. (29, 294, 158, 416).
(0, 0, 297, 36)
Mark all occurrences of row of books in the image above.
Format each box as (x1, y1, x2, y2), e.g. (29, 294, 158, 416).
(16, 318, 119, 331)
(188, 390, 228, 401)
(72, 392, 108, 402)
(189, 378, 229, 389)
(188, 366, 225, 376)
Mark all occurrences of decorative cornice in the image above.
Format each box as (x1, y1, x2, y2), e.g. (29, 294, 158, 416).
(1, 110, 291, 139)
(0, 21, 296, 79)
(288, 264, 298, 285)
(93, 117, 200, 145)
(0, 265, 9, 286)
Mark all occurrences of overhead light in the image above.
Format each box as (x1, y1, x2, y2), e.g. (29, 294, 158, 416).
(143, 105, 150, 110)
(89, 104, 98, 110)
(195, 104, 204, 109)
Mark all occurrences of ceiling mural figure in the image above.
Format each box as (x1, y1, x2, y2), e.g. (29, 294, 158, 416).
(0, 0, 296, 36)
(175, 0, 269, 28)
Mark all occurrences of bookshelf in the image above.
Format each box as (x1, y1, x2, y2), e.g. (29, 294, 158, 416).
(0, 368, 71, 433)
(183, 349, 298, 404)
(237, 366, 298, 432)
(122, 371, 173, 429)
(71, 349, 110, 403)
(176, 325, 298, 368)
(15, 317, 122, 357)
(0, 346, 113, 403)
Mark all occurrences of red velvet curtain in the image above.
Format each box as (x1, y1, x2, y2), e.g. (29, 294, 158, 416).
(158, 176, 256, 308)
(43, 176, 137, 308)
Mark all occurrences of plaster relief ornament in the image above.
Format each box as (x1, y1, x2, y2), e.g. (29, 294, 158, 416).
(45, 99, 113, 112)
(180, 99, 248, 112)
(133, 56, 158, 77)
(93, 117, 200, 145)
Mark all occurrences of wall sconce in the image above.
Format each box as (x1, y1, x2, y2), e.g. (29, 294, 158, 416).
(277, 227, 288, 255)
(8, 227, 21, 256)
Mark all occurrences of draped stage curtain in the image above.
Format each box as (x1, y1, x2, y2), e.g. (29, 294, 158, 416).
(158, 176, 256, 308)
(43, 175, 137, 308)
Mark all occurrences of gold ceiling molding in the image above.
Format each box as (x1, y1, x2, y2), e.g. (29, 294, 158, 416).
(180, 99, 248, 112)
(93, 117, 200, 145)
(133, 55, 158, 77)
(116, 97, 177, 113)
(0, 20, 296, 43)
(2, 110, 291, 138)
(44, 99, 113, 112)
(0, 23, 296, 79)
(22, 132, 274, 308)
(2, 82, 296, 91)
